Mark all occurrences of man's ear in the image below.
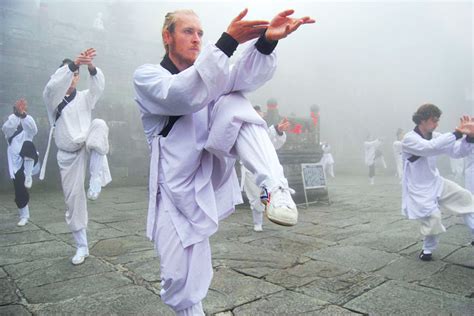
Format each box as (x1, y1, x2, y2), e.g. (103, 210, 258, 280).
(163, 30, 172, 46)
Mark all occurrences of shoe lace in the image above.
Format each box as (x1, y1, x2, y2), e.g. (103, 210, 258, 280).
(271, 186, 296, 208)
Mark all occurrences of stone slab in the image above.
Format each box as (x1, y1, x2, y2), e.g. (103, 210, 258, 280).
(444, 246, 474, 268)
(306, 245, 400, 272)
(0, 240, 72, 265)
(0, 230, 55, 247)
(33, 285, 174, 315)
(0, 278, 19, 305)
(204, 268, 284, 314)
(344, 280, 474, 315)
(90, 235, 153, 257)
(23, 272, 131, 303)
(376, 256, 445, 282)
(0, 304, 31, 315)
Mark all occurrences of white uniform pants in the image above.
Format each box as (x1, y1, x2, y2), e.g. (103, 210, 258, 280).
(417, 179, 474, 252)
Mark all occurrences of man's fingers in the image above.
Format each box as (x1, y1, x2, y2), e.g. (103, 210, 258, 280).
(240, 20, 269, 28)
(277, 9, 295, 18)
(232, 8, 248, 23)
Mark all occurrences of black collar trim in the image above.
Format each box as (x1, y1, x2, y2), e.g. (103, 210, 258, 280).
(160, 54, 180, 74)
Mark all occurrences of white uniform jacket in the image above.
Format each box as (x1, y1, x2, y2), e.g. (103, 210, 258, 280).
(2, 114, 38, 179)
(134, 38, 277, 247)
(401, 128, 473, 219)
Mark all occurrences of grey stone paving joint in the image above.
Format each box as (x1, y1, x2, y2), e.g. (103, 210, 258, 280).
(0, 175, 473, 315)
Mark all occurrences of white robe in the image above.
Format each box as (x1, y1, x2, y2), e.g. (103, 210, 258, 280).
(43, 65, 110, 231)
(134, 39, 276, 311)
(465, 150, 474, 193)
(134, 40, 276, 247)
(2, 114, 38, 179)
(364, 139, 381, 166)
(393, 140, 403, 179)
(401, 130, 473, 219)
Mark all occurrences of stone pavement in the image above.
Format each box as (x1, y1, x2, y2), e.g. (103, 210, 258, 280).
(1, 175, 473, 315)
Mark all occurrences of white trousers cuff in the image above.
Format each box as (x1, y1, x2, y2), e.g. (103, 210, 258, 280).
(423, 235, 440, 253)
(175, 301, 204, 316)
(19, 205, 30, 219)
(72, 228, 88, 249)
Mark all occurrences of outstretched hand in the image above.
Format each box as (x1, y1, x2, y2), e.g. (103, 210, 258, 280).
(74, 48, 97, 68)
(227, 8, 269, 44)
(456, 115, 474, 137)
(265, 9, 315, 42)
(277, 117, 290, 133)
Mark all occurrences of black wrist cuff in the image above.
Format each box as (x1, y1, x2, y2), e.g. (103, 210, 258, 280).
(215, 32, 238, 57)
(68, 62, 79, 72)
(466, 135, 474, 143)
(88, 67, 97, 76)
(255, 31, 278, 55)
(453, 131, 463, 140)
(274, 125, 283, 136)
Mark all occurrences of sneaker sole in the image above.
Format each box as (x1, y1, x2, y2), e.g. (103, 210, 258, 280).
(265, 209, 297, 226)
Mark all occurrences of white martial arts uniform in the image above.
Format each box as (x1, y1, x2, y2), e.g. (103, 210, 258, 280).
(465, 150, 474, 194)
(43, 64, 111, 239)
(393, 139, 403, 179)
(2, 114, 38, 180)
(320, 143, 335, 178)
(364, 139, 381, 183)
(401, 128, 474, 253)
(2, 113, 38, 219)
(240, 125, 286, 229)
(134, 35, 288, 313)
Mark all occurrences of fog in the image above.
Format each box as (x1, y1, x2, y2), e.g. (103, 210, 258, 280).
(0, 0, 472, 186)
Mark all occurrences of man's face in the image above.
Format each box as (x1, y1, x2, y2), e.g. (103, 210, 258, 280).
(420, 117, 439, 133)
(15, 98, 27, 113)
(165, 13, 203, 69)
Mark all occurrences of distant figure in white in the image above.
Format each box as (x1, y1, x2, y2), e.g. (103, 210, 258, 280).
(93, 12, 105, 32)
(42, 48, 111, 265)
(2, 98, 39, 227)
(319, 141, 335, 178)
(393, 128, 404, 179)
(241, 106, 290, 232)
(364, 136, 383, 185)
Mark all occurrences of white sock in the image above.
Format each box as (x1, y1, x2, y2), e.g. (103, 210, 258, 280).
(19, 205, 30, 219)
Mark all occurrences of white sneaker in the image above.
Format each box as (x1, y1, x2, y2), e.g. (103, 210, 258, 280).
(264, 186, 298, 226)
(17, 218, 28, 227)
(72, 247, 89, 265)
(253, 224, 263, 232)
(24, 175, 32, 189)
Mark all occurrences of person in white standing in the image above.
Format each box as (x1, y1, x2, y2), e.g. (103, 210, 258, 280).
(133, 8, 314, 315)
(320, 141, 335, 178)
(393, 128, 404, 180)
(401, 104, 474, 261)
(364, 136, 382, 184)
(241, 106, 290, 232)
(2, 98, 39, 226)
(465, 149, 474, 194)
(42, 48, 111, 265)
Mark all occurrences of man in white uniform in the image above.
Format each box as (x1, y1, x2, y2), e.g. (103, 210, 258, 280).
(241, 106, 289, 232)
(42, 48, 111, 265)
(2, 98, 39, 226)
(133, 8, 314, 315)
(393, 128, 404, 179)
(320, 141, 335, 178)
(364, 136, 382, 184)
(402, 104, 474, 261)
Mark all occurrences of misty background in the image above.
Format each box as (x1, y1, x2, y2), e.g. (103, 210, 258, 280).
(0, 0, 472, 190)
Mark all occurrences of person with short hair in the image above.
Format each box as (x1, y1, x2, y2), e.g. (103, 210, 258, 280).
(2, 98, 39, 227)
(133, 8, 314, 315)
(401, 103, 474, 261)
(42, 48, 111, 265)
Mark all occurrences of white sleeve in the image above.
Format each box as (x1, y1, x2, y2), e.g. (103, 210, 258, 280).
(447, 137, 474, 159)
(2, 114, 20, 138)
(133, 44, 232, 116)
(402, 132, 456, 157)
(267, 125, 286, 150)
(42, 65, 74, 115)
(20, 115, 38, 138)
(225, 40, 277, 93)
(85, 67, 105, 109)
